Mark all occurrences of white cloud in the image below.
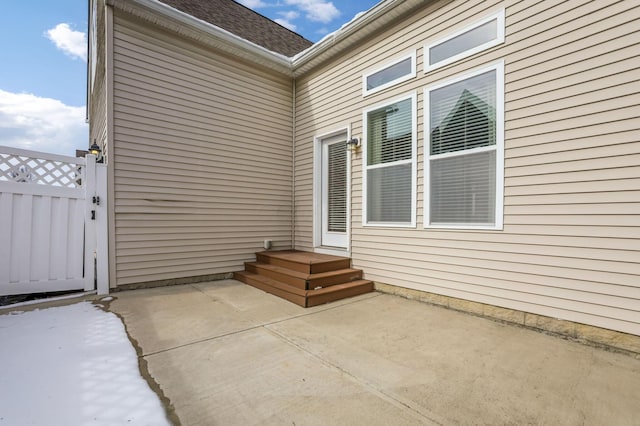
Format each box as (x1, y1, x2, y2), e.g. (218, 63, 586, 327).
(236, 0, 268, 8)
(275, 11, 300, 30)
(284, 0, 340, 23)
(0, 89, 88, 156)
(274, 18, 297, 31)
(279, 10, 300, 20)
(46, 23, 87, 62)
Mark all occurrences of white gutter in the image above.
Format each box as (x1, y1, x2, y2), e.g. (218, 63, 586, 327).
(291, 0, 425, 76)
(292, 0, 402, 66)
(107, 0, 426, 77)
(107, 0, 292, 73)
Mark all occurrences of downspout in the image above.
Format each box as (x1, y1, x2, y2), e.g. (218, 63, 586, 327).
(105, 2, 117, 289)
(85, 0, 91, 124)
(291, 78, 296, 250)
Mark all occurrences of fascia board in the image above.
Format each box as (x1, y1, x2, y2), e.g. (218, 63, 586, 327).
(108, 0, 428, 77)
(107, 0, 293, 74)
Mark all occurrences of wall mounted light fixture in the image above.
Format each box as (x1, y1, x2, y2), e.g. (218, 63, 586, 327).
(346, 137, 360, 151)
(89, 140, 104, 163)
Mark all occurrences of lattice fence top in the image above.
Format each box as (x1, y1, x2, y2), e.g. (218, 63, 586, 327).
(0, 146, 84, 188)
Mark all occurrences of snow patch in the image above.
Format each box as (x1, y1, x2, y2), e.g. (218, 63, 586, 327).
(0, 302, 170, 425)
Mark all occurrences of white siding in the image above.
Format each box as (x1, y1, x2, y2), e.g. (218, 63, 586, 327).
(294, 0, 640, 335)
(111, 13, 293, 286)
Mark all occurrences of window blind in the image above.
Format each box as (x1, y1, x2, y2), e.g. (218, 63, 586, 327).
(365, 96, 414, 224)
(327, 142, 347, 232)
(367, 163, 412, 223)
(367, 98, 413, 166)
(430, 151, 496, 224)
(430, 70, 496, 156)
(427, 68, 499, 226)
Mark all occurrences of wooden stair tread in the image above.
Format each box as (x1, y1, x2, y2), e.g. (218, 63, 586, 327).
(256, 250, 351, 274)
(245, 262, 309, 280)
(233, 271, 307, 307)
(307, 280, 373, 295)
(234, 271, 306, 297)
(246, 262, 363, 289)
(306, 280, 374, 307)
(256, 249, 347, 264)
(246, 261, 363, 279)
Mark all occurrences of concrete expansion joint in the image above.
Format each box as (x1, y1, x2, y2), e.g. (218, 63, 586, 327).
(264, 326, 444, 425)
(141, 292, 383, 358)
(141, 323, 267, 358)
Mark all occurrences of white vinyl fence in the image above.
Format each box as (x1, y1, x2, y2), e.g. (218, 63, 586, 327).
(0, 146, 108, 296)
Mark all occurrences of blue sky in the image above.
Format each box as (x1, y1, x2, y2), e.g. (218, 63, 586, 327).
(0, 0, 380, 156)
(239, 0, 380, 41)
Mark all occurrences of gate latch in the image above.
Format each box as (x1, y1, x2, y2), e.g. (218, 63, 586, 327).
(91, 210, 96, 220)
(93, 196, 100, 205)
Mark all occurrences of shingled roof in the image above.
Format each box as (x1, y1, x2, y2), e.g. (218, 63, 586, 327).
(157, 0, 313, 56)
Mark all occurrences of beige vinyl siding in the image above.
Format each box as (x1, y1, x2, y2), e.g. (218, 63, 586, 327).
(111, 13, 293, 286)
(89, 0, 107, 155)
(294, 0, 640, 335)
(89, 76, 107, 155)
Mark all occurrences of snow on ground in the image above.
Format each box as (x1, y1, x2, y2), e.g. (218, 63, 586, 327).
(0, 301, 170, 425)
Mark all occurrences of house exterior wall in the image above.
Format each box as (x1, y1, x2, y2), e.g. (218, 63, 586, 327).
(293, 0, 640, 336)
(109, 11, 294, 287)
(88, 0, 107, 156)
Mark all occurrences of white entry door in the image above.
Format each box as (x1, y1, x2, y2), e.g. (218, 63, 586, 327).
(320, 133, 348, 249)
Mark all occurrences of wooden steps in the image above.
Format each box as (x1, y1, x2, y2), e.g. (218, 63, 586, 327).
(233, 250, 374, 307)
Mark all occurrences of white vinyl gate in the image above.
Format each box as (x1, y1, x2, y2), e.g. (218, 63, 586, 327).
(0, 146, 108, 296)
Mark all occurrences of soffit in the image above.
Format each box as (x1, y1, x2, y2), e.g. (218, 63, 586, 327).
(291, 0, 428, 77)
(156, 0, 312, 56)
(107, 0, 431, 77)
(107, 0, 293, 75)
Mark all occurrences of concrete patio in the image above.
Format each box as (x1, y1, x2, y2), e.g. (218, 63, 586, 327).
(108, 280, 640, 425)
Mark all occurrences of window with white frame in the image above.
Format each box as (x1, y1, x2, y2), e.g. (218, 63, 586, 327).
(425, 10, 505, 71)
(425, 62, 504, 228)
(363, 94, 416, 226)
(363, 52, 416, 96)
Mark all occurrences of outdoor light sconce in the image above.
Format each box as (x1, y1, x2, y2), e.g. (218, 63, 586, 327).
(89, 140, 104, 163)
(346, 137, 360, 151)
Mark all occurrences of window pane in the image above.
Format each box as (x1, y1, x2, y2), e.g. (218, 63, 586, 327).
(366, 57, 412, 91)
(430, 70, 496, 156)
(327, 142, 347, 232)
(430, 151, 496, 224)
(429, 19, 498, 65)
(367, 163, 412, 223)
(367, 98, 413, 165)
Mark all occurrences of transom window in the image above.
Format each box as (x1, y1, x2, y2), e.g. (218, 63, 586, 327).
(363, 52, 416, 96)
(425, 62, 504, 229)
(425, 10, 505, 71)
(363, 93, 416, 227)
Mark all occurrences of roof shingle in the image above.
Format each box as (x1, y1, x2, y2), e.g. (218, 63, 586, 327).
(158, 0, 313, 56)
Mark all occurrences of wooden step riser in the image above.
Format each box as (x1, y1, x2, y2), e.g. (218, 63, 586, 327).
(237, 275, 374, 308)
(256, 252, 351, 274)
(307, 281, 375, 307)
(246, 263, 363, 290)
(233, 272, 306, 307)
(307, 271, 363, 289)
(245, 263, 307, 289)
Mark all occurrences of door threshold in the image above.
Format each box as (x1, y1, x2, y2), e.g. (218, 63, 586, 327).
(314, 246, 350, 257)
